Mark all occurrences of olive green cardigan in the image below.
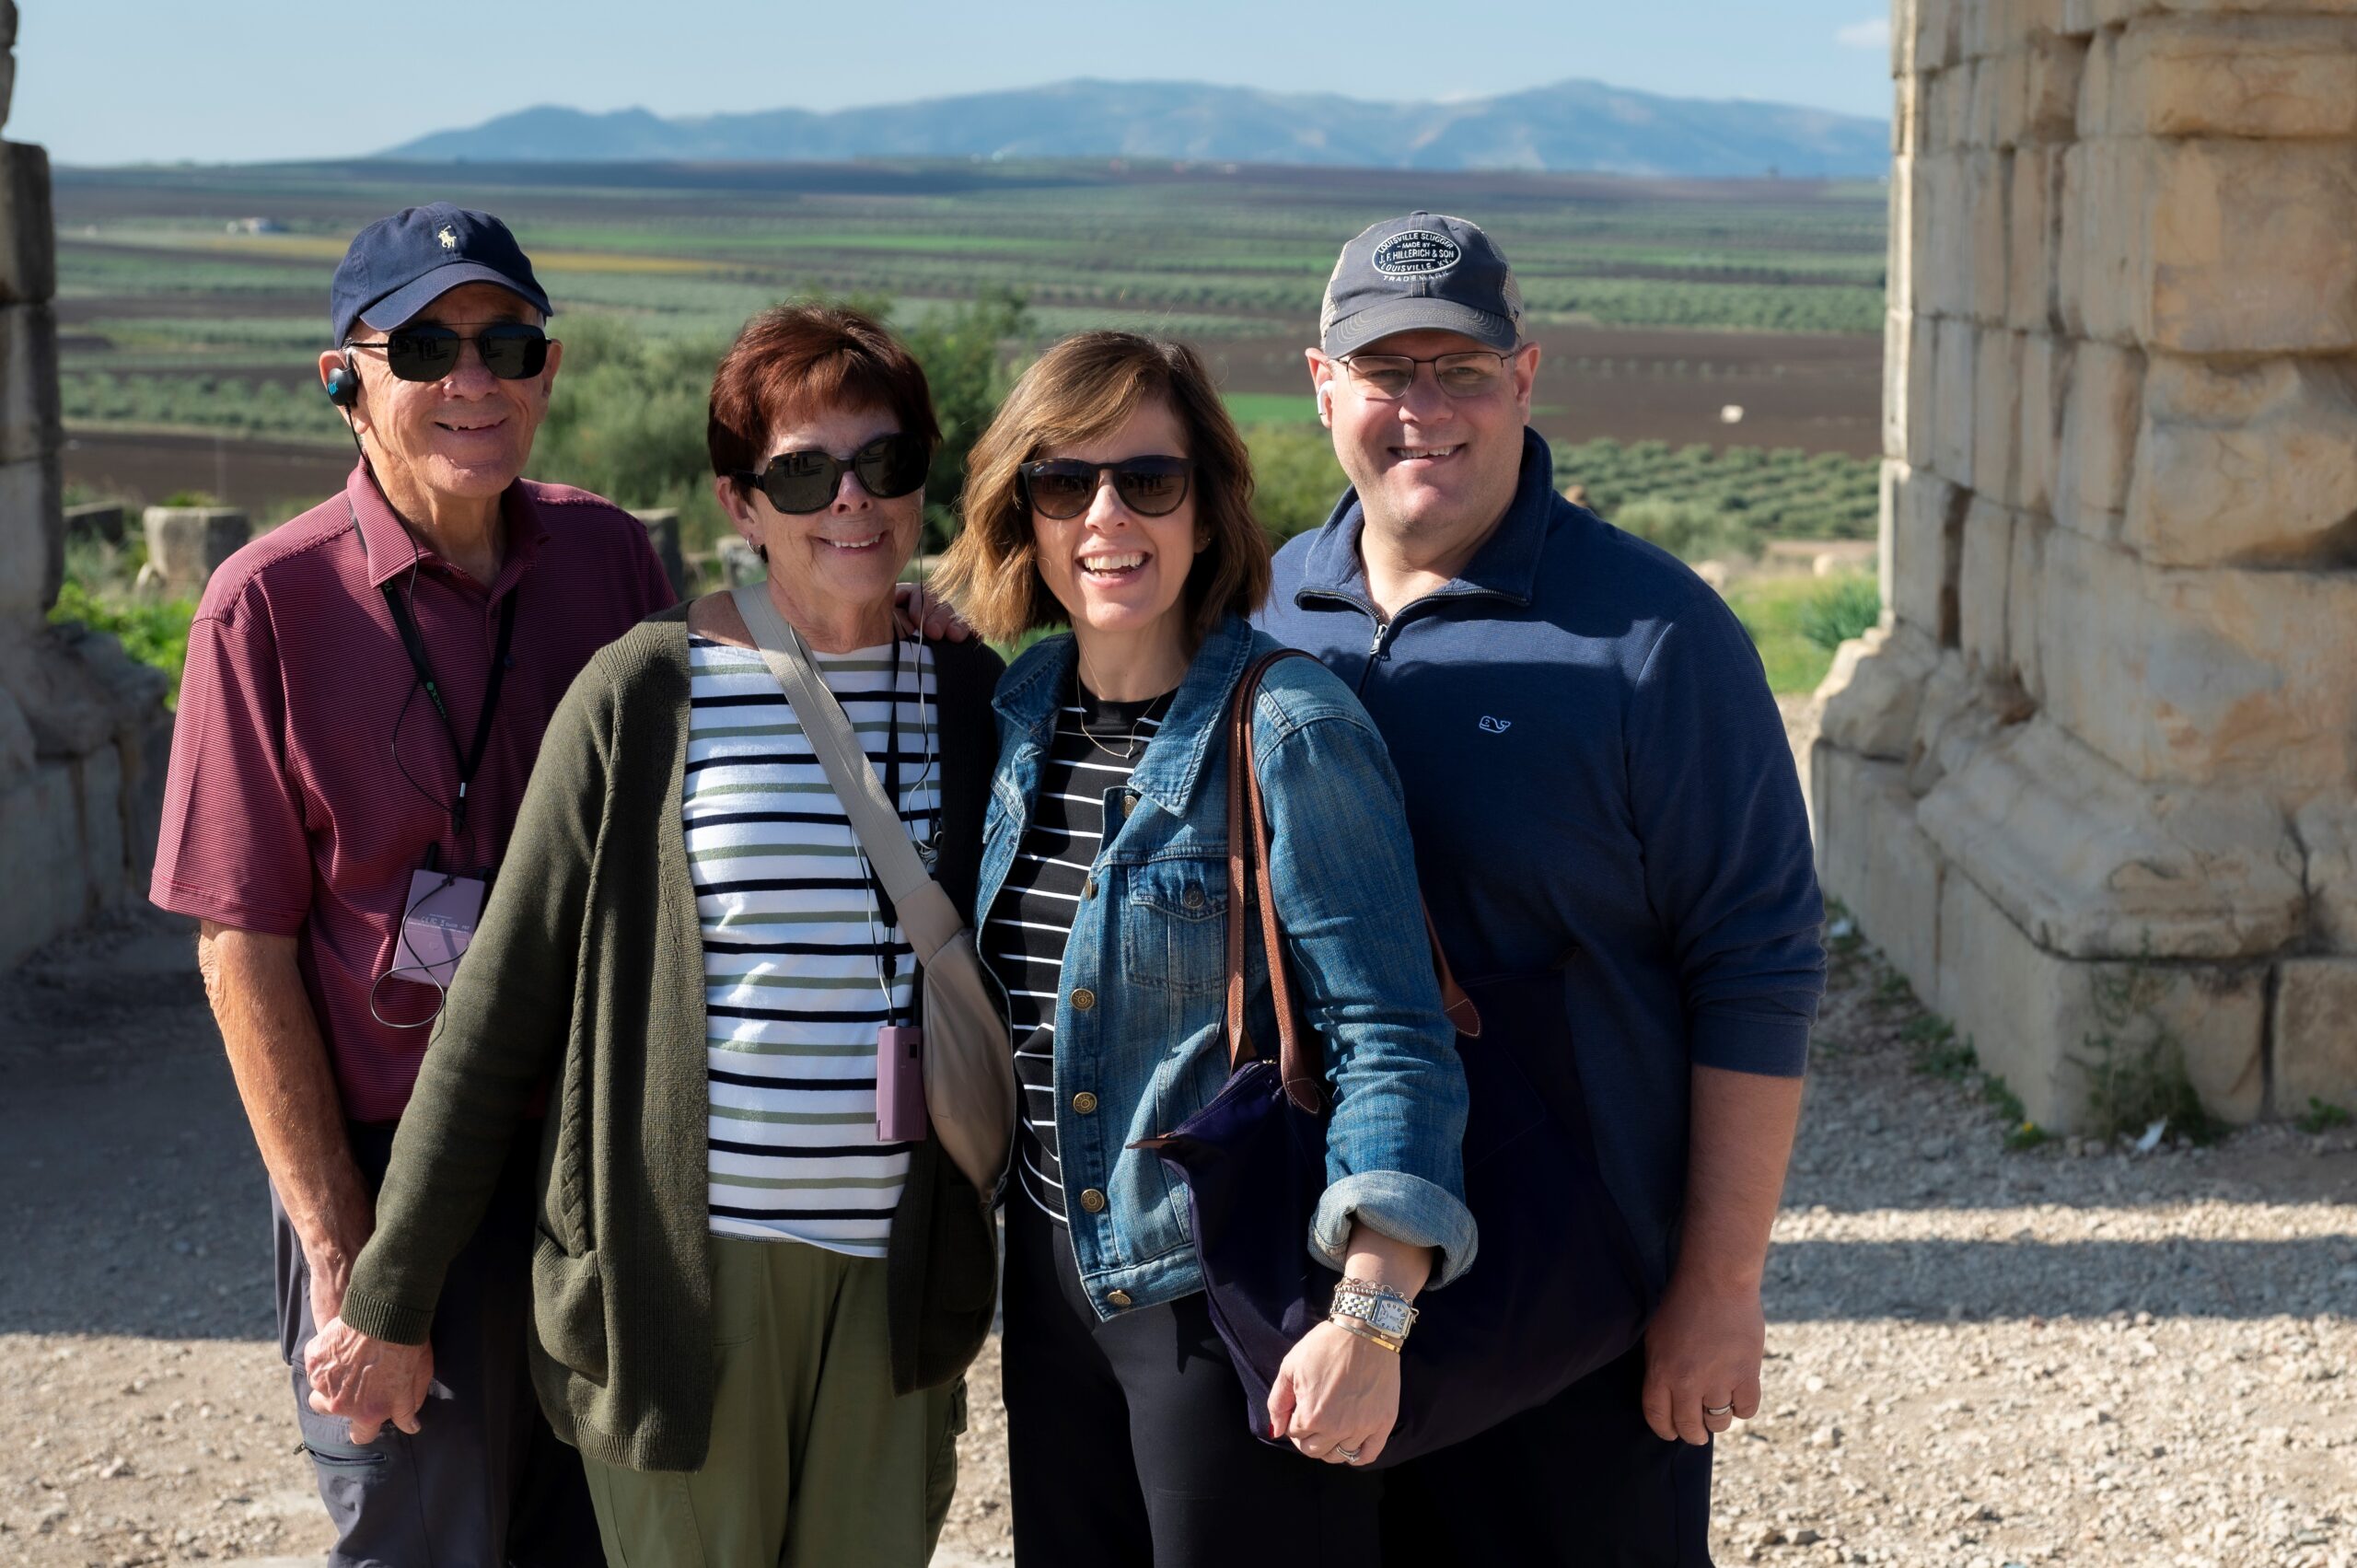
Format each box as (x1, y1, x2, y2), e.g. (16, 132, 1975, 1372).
(341, 607, 1004, 1473)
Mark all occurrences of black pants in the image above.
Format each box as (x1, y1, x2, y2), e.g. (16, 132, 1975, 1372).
(1380, 1341, 1716, 1566)
(273, 1121, 603, 1568)
(1001, 1195, 1378, 1566)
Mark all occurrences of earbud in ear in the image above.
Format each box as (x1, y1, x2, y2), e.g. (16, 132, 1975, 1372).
(325, 353, 360, 409)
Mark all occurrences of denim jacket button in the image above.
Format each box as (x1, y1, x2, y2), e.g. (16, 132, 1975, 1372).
(1083, 876, 1097, 899)
(1106, 1289, 1133, 1308)
(1072, 1091, 1098, 1114)
(1071, 987, 1097, 1011)
(1120, 794, 1137, 817)
(1080, 1188, 1108, 1214)
(1182, 886, 1205, 911)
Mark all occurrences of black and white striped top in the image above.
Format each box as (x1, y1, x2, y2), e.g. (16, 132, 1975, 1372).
(683, 633, 939, 1258)
(980, 679, 1171, 1225)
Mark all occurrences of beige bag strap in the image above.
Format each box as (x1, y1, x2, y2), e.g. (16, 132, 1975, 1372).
(729, 585, 963, 963)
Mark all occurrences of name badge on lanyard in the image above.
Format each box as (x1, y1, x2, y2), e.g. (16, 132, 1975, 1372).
(392, 863, 488, 989)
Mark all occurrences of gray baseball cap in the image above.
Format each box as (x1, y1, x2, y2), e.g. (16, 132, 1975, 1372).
(1319, 211, 1523, 358)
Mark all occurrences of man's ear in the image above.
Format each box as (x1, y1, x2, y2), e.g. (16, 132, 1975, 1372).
(1512, 341, 1542, 422)
(1305, 348, 1336, 430)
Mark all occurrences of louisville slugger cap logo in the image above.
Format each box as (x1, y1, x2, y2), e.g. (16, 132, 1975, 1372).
(1372, 229, 1461, 277)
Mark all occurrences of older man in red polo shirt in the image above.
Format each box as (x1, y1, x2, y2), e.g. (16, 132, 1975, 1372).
(150, 203, 672, 1567)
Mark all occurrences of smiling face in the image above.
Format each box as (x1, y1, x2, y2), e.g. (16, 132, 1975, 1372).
(323, 281, 560, 505)
(1028, 398, 1206, 668)
(714, 401, 923, 636)
(1308, 326, 1539, 550)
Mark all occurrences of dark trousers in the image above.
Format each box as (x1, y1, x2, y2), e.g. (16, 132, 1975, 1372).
(1380, 1341, 1716, 1567)
(273, 1121, 604, 1568)
(1001, 1195, 1378, 1567)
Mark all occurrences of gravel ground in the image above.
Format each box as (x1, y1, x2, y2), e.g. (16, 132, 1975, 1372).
(2, 908, 2350, 1567)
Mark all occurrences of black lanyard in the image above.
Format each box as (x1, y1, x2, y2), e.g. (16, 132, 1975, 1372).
(383, 580, 518, 842)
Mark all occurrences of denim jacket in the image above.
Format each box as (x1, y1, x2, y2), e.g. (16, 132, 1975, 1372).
(978, 614, 1476, 1319)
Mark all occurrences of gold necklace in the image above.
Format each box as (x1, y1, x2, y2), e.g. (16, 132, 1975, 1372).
(1074, 645, 1174, 761)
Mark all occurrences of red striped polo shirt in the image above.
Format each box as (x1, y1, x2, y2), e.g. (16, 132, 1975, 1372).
(151, 462, 676, 1123)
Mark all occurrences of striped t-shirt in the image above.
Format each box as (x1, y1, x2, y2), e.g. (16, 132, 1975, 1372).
(684, 633, 939, 1257)
(981, 679, 1169, 1225)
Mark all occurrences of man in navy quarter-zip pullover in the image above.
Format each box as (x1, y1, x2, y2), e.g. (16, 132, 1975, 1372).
(1257, 213, 1826, 1567)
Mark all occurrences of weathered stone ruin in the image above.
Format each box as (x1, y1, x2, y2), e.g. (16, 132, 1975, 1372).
(0, 1, 172, 969)
(1814, 0, 2357, 1130)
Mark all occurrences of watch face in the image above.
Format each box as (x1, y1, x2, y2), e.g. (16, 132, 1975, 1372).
(1333, 1285, 1415, 1338)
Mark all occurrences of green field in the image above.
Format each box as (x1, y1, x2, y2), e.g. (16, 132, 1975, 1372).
(54, 160, 1888, 696)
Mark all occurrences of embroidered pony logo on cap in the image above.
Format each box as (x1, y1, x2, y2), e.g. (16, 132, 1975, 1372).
(1373, 229, 1462, 278)
(436, 226, 459, 251)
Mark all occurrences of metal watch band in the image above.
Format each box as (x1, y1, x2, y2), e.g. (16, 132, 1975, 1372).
(1329, 1283, 1420, 1342)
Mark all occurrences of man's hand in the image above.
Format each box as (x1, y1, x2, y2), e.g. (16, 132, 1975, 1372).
(198, 923, 378, 1336)
(305, 1317, 434, 1445)
(894, 581, 975, 642)
(298, 1194, 377, 1336)
(1641, 1268, 1765, 1446)
(1643, 1063, 1804, 1446)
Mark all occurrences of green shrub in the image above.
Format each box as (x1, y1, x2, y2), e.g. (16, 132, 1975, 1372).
(1799, 575, 1881, 651)
(49, 578, 197, 706)
(1245, 424, 1347, 544)
(1614, 497, 1759, 564)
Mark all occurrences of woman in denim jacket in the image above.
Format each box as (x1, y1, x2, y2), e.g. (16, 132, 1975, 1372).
(935, 332, 1474, 1565)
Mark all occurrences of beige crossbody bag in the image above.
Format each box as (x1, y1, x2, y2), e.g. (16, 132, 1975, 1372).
(731, 585, 1017, 1195)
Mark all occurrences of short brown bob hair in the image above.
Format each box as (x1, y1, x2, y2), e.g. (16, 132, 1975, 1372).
(938, 332, 1269, 645)
(706, 303, 941, 482)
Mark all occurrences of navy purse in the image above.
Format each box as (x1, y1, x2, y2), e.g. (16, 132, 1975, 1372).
(1142, 650, 1652, 1467)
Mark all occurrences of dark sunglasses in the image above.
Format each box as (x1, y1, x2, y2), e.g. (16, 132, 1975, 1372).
(735, 432, 931, 515)
(1018, 456, 1195, 520)
(347, 322, 552, 383)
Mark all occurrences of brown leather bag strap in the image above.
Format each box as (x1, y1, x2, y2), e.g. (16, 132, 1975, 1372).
(1220, 650, 1326, 1110)
(1238, 668, 1325, 1110)
(1427, 907, 1482, 1039)
(1221, 647, 1482, 1104)
(1224, 655, 1255, 1072)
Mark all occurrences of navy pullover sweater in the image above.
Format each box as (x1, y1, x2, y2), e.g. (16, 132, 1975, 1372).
(1258, 428, 1826, 1294)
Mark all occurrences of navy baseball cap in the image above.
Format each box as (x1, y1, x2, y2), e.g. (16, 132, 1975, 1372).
(1319, 211, 1523, 358)
(329, 203, 553, 345)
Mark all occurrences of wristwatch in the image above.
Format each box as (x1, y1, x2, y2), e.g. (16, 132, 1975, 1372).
(1329, 1277, 1419, 1350)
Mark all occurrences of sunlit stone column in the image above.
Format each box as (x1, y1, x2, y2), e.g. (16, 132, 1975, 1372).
(1811, 0, 2357, 1130)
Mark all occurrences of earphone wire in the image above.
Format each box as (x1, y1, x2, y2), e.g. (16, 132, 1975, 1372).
(339, 373, 461, 831)
(368, 867, 459, 1029)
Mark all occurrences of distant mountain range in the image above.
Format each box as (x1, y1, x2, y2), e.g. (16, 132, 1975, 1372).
(380, 79, 1889, 179)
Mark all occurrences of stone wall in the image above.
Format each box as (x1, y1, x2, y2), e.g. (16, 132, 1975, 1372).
(0, 0, 173, 969)
(1814, 0, 2357, 1130)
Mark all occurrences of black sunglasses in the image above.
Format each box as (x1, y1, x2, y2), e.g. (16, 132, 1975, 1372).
(1018, 456, 1195, 520)
(347, 322, 552, 384)
(734, 433, 931, 515)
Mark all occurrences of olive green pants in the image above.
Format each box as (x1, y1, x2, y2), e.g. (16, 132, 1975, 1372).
(579, 1236, 966, 1568)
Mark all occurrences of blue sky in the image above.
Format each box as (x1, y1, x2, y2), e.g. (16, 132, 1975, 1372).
(17, 0, 1898, 167)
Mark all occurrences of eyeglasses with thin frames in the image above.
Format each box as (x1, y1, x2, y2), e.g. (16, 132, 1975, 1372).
(1335, 349, 1520, 401)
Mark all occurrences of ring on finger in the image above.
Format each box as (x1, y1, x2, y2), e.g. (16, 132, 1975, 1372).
(1702, 1400, 1736, 1419)
(1335, 1444, 1363, 1462)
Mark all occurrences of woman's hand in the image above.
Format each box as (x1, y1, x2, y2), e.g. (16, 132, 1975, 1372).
(1266, 1222, 1432, 1466)
(1269, 1318, 1401, 1467)
(304, 1317, 435, 1445)
(893, 581, 974, 642)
